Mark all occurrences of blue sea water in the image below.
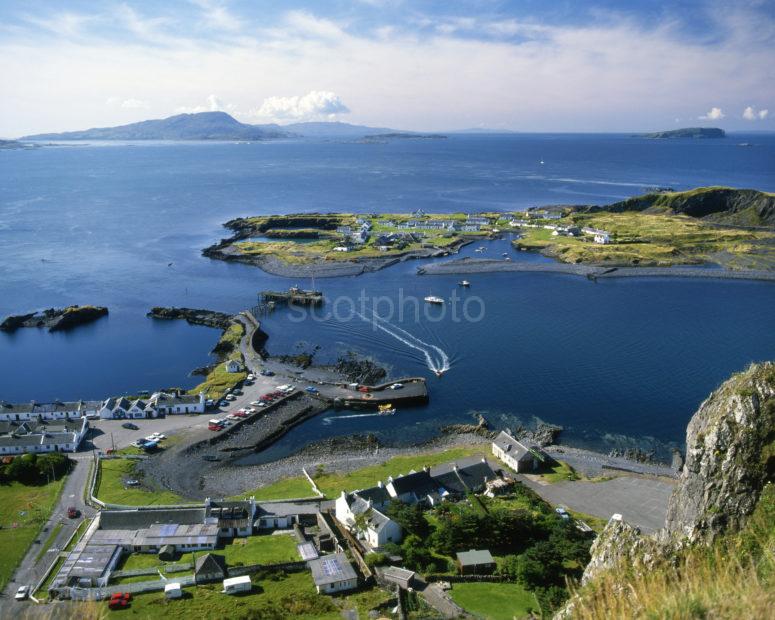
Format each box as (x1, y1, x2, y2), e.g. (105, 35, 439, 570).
(1, 134, 774, 456)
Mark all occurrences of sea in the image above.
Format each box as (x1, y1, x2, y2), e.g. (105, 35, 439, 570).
(2, 133, 774, 459)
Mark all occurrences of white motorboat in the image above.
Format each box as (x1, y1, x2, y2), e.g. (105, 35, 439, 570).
(424, 295, 444, 304)
(459, 280, 471, 287)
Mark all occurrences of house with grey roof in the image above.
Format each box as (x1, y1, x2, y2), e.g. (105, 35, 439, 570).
(0, 416, 88, 455)
(492, 430, 543, 473)
(206, 498, 255, 537)
(0, 399, 100, 422)
(308, 553, 358, 594)
(429, 457, 498, 499)
(334, 490, 402, 548)
(386, 469, 439, 504)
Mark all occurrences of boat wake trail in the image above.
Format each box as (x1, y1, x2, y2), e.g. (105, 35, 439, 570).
(354, 310, 451, 375)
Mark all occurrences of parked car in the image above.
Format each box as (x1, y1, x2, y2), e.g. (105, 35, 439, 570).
(111, 592, 132, 602)
(208, 424, 222, 431)
(389, 383, 404, 390)
(305, 386, 319, 394)
(108, 599, 129, 610)
(250, 400, 262, 406)
(260, 369, 275, 376)
(219, 400, 228, 407)
(121, 422, 139, 430)
(67, 506, 80, 519)
(247, 374, 255, 380)
(232, 389, 243, 395)
(15, 585, 30, 601)
(132, 439, 147, 448)
(226, 394, 237, 401)
(205, 399, 215, 408)
(151, 433, 166, 440)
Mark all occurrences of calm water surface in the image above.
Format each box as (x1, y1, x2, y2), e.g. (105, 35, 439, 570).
(1, 134, 774, 456)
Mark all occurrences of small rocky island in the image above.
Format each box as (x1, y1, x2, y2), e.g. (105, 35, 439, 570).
(642, 127, 726, 139)
(0, 305, 108, 332)
(147, 307, 235, 330)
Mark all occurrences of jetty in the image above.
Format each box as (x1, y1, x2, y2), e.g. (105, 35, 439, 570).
(259, 286, 324, 306)
(327, 377, 429, 409)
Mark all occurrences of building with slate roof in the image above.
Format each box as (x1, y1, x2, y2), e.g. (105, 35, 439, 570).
(308, 553, 358, 594)
(492, 430, 543, 473)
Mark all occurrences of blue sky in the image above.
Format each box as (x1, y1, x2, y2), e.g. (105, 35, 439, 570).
(1, 0, 773, 135)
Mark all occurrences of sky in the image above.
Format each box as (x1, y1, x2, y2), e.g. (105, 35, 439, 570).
(1, 0, 774, 136)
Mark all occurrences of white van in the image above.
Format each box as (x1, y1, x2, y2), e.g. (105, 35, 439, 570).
(222, 575, 252, 594)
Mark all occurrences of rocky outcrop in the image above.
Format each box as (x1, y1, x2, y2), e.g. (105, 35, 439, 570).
(562, 362, 775, 616)
(333, 353, 387, 385)
(146, 307, 234, 330)
(662, 361, 775, 543)
(0, 305, 108, 332)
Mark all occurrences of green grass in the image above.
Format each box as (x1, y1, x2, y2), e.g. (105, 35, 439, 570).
(312, 445, 489, 498)
(124, 570, 341, 620)
(234, 475, 316, 501)
(189, 323, 247, 400)
(538, 460, 581, 483)
(221, 533, 299, 566)
(95, 458, 185, 506)
(450, 582, 537, 620)
(0, 477, 67, 591)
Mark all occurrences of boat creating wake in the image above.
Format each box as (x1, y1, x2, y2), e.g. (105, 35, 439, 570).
(354, 310, 451, 375)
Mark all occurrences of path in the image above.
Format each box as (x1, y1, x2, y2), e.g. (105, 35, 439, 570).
(0, 458, 96, 617)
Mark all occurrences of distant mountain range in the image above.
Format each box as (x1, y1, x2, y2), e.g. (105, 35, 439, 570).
(20, 112, 406, 141)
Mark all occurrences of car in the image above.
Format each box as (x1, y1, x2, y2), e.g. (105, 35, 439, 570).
(389, 383, 404, 390)
(151, 433, 166, 440)
(208, 424, 222, 431)
(257, 401, 267, 407)
(232, 389, 243, 395)
(111, 592, 132, 602)
(121, 422, 139, 430)
(67, 506, 80, 518)
(260, 369, 275, 376)
(219, 400, 228, 407)
(305, 386, 319, 394)
(225, 394, 237, 401)
(205, 399, 214, 407)
(233, 412, 247, 418)
(15, 585, 30, 601)
(202, 455, 220, 462)
(250, 400, 262, 406)
(125, 479, 141, 486)
(245, 407, 256, 413)
(247, 374, 255, 380)
(226, 414, 240, 421)
(132, 439, 147, 448)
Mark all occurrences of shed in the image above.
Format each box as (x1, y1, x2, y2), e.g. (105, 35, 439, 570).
(194, 553, 227, 584)
(158, 544, 176, 561)
(456, 549, 496, 575)
(381, 566, 415, 589)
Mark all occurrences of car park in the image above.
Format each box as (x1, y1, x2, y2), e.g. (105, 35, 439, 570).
(15, 586, 30, 601)
(121, 422, 139, 430)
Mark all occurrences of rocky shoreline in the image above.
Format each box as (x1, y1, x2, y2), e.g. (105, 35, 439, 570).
(146, 306, 235, 330)
(418, 257, 775, 281)
(0, 305, 108, 332)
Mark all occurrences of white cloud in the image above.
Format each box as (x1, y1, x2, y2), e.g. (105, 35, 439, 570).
(176, 94, 232, 114)
(699, 107, 725, 120)
(251, 91, 350, 121)
(190, 0, 241, 32)
(743, 105, 769, 120)
(120, 98, 150, 109)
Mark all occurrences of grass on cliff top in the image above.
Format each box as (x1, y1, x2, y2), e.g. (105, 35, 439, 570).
(188, 323, 246, 400)
(235, 476, 317, 501)
(568, 483, 775, 619)
(0, 477, 67, 591)
(95, 458, 184, 506)
(516, 211, 775, 269)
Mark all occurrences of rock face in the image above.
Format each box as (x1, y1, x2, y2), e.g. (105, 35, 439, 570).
(147, 307, 234, 330)
(333, 353, 387, 385)
(663, 361, 775, 543)
(576, 362, 775, 586)
(0, 306, 108, 332)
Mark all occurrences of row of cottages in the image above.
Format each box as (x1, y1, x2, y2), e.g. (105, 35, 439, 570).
(0, 417, 89, 455)
(98, 391, 206, 419)
(335, 456, 499, 548)
(581, 226, 612, 244)
(491, 431, 545, 472)
(0, 399, 101, 422)
(397, 219, 456, 231)
(527, 208, 564, 220)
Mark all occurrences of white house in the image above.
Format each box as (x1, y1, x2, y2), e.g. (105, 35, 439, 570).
(0, 417, 89, 455)
(225, 359, 243, 373)
(98, 392, 205, 419)
(492, 431, 541, 473)
(0, 400, 100, 422)
(335, 488, 401, 548)
(594, 232, 611, 244)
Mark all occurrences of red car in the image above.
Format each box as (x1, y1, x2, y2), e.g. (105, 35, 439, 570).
(111, 592, 132, 602)
(108, 599, 129, 610)
(208, 424, 222, 431)
(67, 506, 79, 519)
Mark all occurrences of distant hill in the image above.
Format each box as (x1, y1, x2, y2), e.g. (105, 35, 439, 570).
(0, 139, 28, 149)
(21, 112, 291, 141)
(280, 121, 394, 137)
(641, 127, 726, 139)
(601, 187, 775, 227)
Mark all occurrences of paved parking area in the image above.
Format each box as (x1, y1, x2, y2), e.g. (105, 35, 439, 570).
(520, 474, 675, 534)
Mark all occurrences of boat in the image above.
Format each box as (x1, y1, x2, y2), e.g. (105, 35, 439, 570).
(424, 295, 444, 304)
(458, 280, 471, 287)
(540, 159, 545, 165)
(502, 252, 508, 257)
(378, 403, 396, 415)
(478, 246, 486, 251)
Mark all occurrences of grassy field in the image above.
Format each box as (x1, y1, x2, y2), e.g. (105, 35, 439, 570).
(189, 323, 246, 400)
(450, 582, 537, 620)
(95, 458, 185, 506)
(221, 533, 299, 566)
(234, 475, 316, 501)
(0, 477, 66, 591)
(537, 460, 581, 483)
(516, 211, 775, 269)
(123, 570, 348, 619)
(312, 445, 490, 498)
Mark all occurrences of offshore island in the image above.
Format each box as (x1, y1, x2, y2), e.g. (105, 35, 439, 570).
(203, 186, 775, 279)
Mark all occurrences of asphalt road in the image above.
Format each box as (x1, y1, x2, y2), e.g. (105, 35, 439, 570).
(0, 457, 96, 617)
